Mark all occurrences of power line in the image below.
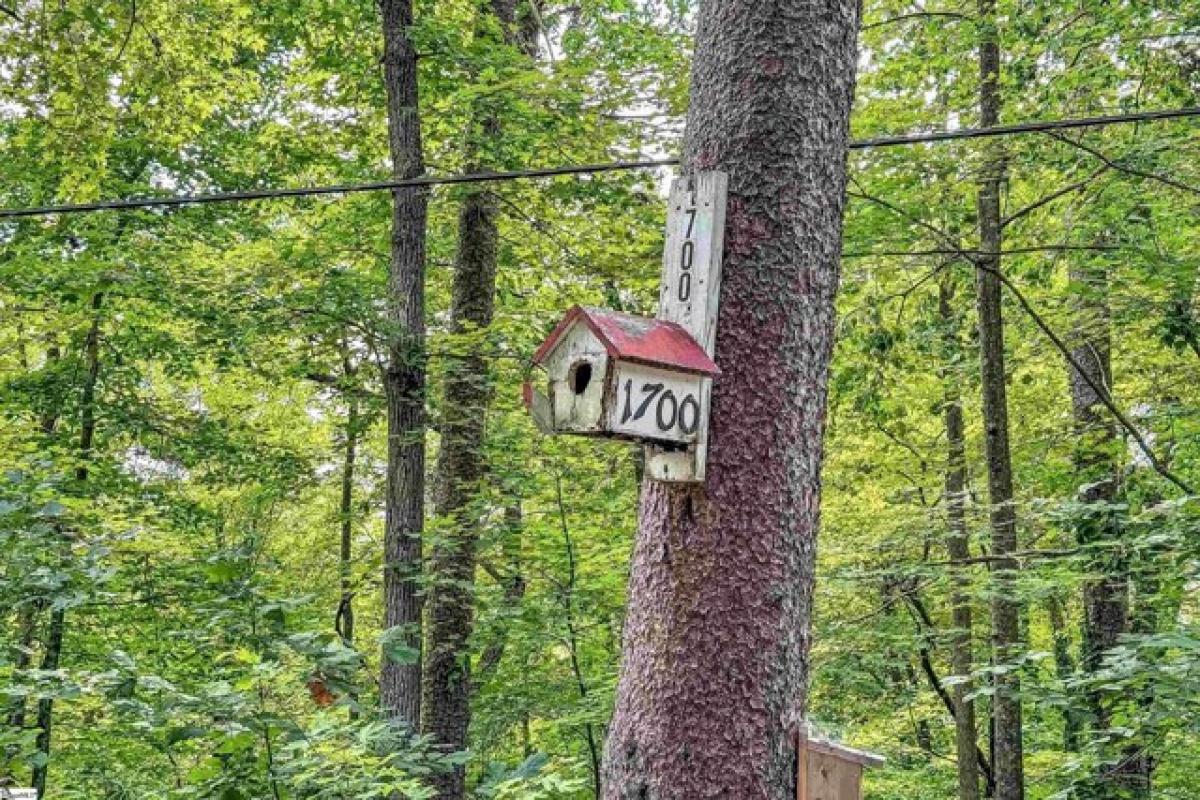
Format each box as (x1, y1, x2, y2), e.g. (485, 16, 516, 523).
(848, 105, 1200, 148)
(1, 106, 1197, 219)
(0, 160, 680, 220)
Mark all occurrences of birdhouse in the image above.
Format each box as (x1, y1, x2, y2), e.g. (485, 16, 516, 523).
(523, 305, 719, 448)
(796, 729, 885, 800)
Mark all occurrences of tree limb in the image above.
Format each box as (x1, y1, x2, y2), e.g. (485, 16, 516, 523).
(1048, 132, 1200, 198)
(904, 594, 996, 795)
(114, 0, 136, 62)
(976, 260, 1195, 495)
(1001, 164, 1110, 229)
(850, 187, 1194, 495)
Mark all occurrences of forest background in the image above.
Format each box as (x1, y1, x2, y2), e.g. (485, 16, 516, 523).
(1, 0, 1199, 798)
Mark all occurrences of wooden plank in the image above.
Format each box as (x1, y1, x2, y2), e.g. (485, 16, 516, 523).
(797, 731, 808, 800)
(607, 362, 705, 445)
(806, 750, 862, 800)
(646, 171, 727, 482)
(806, 737, 887, 768)
(658, 171, 728, 353)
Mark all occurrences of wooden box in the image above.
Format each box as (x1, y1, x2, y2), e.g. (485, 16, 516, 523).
(797, 732, 884, 800)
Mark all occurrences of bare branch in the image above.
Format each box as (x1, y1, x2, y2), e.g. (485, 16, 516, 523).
(852, 186, 1193, 495)
(1001, 164, 1110, 229)
(114, 0, 136, 62)
(904, 594, 997, 795)
(1048, 132, 1200, 198)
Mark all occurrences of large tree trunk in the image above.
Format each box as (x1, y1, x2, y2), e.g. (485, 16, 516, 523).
(379, 0, 429, 728)
(1067, 263, 1149, 798)
(973, 4, 1024, 798)
(419, 4, 534, 797)
(940, 277, 981, 800)
(601, 1, 860, 796)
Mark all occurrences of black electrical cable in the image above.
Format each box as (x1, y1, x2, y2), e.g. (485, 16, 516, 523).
(847, 104, 1200, 148)
(1, 106, 1197, 219)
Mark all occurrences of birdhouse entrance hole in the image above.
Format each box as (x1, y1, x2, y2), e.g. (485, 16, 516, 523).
(569, 361, 593, 395)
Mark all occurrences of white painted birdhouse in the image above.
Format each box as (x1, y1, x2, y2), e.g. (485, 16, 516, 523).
(523, 306, 719, 450)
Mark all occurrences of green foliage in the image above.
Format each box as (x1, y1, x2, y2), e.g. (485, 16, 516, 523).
(1, 0, 1199, 797)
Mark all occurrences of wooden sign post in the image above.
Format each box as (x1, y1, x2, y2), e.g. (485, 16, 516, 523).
(646, 171, 728, 482)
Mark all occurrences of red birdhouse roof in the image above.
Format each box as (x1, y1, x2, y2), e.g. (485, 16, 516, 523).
(532, 306, 720, 377)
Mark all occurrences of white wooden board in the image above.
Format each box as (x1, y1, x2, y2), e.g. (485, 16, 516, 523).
(607, 361, 705, 446)
(647, 171, 727, 482)
(658, 172, 727, 353)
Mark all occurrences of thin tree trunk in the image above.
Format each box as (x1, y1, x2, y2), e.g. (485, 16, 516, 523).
(337, 401, 358, 651)
(3, 604, 37, 780)
(940, 276, 982, 800)
(31, 608, 64, 799)
(1068, 261, 1123, 729)
(1125, 531, 1165, 795)
(421, 6, 537, 796)
(4, 343, 61, 782)
(34, 292, 103, 798)
(337, 348, 359, 655)
(554, 478, 602, 800)
(974, 5, 1023, 797)
(336, 344, 360, 720)
(1043, 593, 1081, 752)
(378, 0, 429, 728)
(601, 1, 860, 796)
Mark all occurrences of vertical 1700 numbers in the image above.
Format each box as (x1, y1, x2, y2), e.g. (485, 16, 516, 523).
(620, 379, 700, 436)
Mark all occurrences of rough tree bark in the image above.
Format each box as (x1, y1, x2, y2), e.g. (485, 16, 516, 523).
(601, 1, 860, 796)
(379, 0, 429, 728)
(419, 4, 536, 797)
(940, 276, 982, 800)
(974, 4, 1024, 797)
